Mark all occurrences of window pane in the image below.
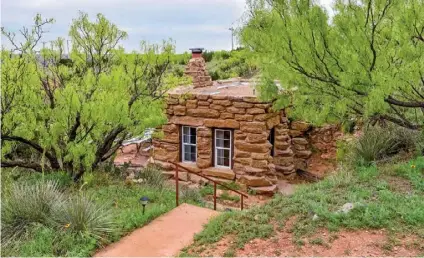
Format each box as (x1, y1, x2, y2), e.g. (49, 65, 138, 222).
(217, 149, 224, 158)
(224, 139, 230, 148)
(183, 145, 196, 162)
(216, 138, 224, 148)
(223, 158, 230, 167)
(216, 130, 224, 139)
(183, 126, 189, 135)
(190, 127, 197, 136)
(224, 130, 231, 140)
(223, 149, 230, 159)
(190, 135, 196, 144)
(183, 135, 189, 143)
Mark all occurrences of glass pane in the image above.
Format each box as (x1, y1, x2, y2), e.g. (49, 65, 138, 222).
(183, 135, 189, 143)
(216, 130, 224, 139)
(224, 139, 230, 148)
(223, 158, 230, 167)
(183, 126, 189, 135)
(190, 127, 197, 136)
(190, 152, 196, 162)
(224, 130, 231, 140)
(223, 149, 230, 159)
(190, 135, 196, 144)
(217, 157, 224, 166)
(216, 138, 224, 148)
(217, 149, 224, 158)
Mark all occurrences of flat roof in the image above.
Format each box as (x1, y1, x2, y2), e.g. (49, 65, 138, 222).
(169, 78, 259, 97)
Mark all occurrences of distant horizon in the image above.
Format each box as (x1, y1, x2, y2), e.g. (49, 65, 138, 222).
(1, 0, 333, 53)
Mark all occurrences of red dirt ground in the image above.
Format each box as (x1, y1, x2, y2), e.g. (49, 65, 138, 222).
(194, 217, 423, 257)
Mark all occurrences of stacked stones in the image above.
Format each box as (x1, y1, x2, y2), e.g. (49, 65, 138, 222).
(307, 125, 342, 159)
(273, 117, 296, 179)
(289, 121, 313, 170)
(184, 58, 213, 89)
(155, 93, 281, 192)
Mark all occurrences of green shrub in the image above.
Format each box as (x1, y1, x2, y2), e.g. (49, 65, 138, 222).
(353, 125, 424, 165)
(52, 194, 116, 239)
(180, 185, 203, 204)
(139, 165, 166, 189)
(1, 180, 64, 243)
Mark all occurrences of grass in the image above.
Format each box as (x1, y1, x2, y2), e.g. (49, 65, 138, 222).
(183, 156, 424, 256)
(1, 168, 200, 257)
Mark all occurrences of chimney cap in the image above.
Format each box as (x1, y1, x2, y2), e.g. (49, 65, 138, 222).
(189, 48, 204, 54)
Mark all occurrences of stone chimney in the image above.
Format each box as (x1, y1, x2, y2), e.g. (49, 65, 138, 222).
(185, 48, 213, 89)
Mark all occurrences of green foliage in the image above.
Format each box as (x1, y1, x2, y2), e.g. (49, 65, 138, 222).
(139, 165, 166, 189)
(1, 12, 186, 177)
(207, 48, 258, 80)
(180, 185, 203, 204)
(1, 169, 176, 257)
(51, 194, 116, 239)
(1, 180, 64, 244)
(241, 0, 424, 129)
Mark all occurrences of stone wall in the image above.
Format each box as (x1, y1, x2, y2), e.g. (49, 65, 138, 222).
(154, 93, 282, 189)
(153, 93, 342, 193)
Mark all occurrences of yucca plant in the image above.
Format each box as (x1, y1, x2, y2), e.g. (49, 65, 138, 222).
(1, 180, 64, 244)
(51, 194, 116, 240)
(140, 165, 166, 189)
(354, 126, 399, 165)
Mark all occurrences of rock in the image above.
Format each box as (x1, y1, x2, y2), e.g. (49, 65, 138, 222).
(292, 137, 309, 145)
(242, 96, 262, 103)
(289, 130, 303, 137)
(161, 133, 179, 143)
(266, 115, 281, 129)
(274, 141, 290, 150)
(202, 167, 235, 180)
(132, 178, 144, 184)
(169, 116, 204, 126)
(167, 98, 179, 105)
(312, 214, 319, 221)
(235, 141, 271, 153)
(178, 162, 202, 173)
(220, 112, 234, 119)
(226, 106, 246, 114)
(250, 185, 277, 195)
(275, 164, 295, 174)
(234, 114, 254, 121)
(251, 159, 268, 169)
(246, 132, 268, 143)
(240, 121, 266, 134)
(196, 94, 209, 100)
(213, 99, 232, 106)
(204, 119, 240, 129)
(162, 124, 178, 133)
(233, 102, 253, 108)
(234, 131, 247, 140)
(246, 108, 265, 114)
(238, 175, 273, 187)
(190, 174, 207, 185)
(274, 156, 294, 166)
(173, 105, 186, 115)
(163, 171, 189, 181)
(295, 150, 312, 159)
(274, 148, 294, 157)
(291, 121, 311, 131)
(197, 127, 212, 137)
(339, 203, 355, 214)
(187, 108, 219, 118)
(209, 104, 225, 111)
(234, 150, 251, 158)
(211, 95, 228, 100)
(251, 152, 271, 160)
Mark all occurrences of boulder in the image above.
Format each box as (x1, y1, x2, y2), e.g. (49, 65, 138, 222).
(169, 116, 204, 126)
(292, 137, 309, 145)
(234, 114, 253, 121)
(238, 175, 273, 187)
(198, 101, 210, 106)
(291, 121, 311, 132)
(204, 119, 240, 129)
(246, 108, 265, 114)
(235, 141, 271, 153)
(266, 115, 281, 129)
(250, 185, 277, 195)
(240, 121, 266, 134)
(210, 104, 225, 111)
(173, 105, 186, 116)
(246, 132, 268, 143)
(187, 108, 220, 118)
(220, 112, 234, 119)
(226, 106, 246, 114)
(234, 150, 251, 158)
(213, 99, 232, 106)
(196, 158, 211, 169)
(233, 102, 254, 108)
(202, 167, 235, 180)
(295, 150, 312, 159)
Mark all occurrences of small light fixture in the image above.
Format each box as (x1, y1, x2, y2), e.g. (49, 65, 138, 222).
(140, 196, 150, 215)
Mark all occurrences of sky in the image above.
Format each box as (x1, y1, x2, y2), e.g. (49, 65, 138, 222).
(1, 0, 333, 53)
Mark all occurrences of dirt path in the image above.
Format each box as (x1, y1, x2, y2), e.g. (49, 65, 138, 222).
(95, 203, 219, 257)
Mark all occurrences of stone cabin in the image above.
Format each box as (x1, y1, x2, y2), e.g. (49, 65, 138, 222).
(152, 48, 339, 194)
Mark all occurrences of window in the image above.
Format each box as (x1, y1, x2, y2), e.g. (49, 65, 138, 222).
(182, 126, 196, 162)
(214, 129, 232, 168)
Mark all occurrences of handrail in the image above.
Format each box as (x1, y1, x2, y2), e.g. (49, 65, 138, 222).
(168, 161, 248, 211)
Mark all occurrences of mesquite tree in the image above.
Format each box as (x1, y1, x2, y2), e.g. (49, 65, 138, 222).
(1, 13, 184, 180)
(241, 0, 424, 129)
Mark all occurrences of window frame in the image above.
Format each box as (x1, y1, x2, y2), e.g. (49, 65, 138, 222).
(181, 126, 197, 163)
(214, 129, 232, 168)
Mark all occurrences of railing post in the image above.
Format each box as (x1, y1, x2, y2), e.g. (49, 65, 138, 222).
(241, 195, 244, 210)
(176, 165, 179, 207)
(213, 182, 217, 211)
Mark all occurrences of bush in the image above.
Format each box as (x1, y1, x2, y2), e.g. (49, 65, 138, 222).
(1, 180, 64, 243)
(180, 185, 203, 204)
(352, 125, 424, 165)
(52, 194, 116, 239)
(139, 165, 166, 189)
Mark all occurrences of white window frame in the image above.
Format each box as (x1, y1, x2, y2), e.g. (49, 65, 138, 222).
(214, 129, 232, 168)
(181, 126, 197, 163)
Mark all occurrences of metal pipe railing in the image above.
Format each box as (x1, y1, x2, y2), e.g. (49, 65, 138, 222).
(169, 161, 248, 211)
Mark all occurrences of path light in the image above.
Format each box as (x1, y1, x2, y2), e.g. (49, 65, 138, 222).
(140, 196, 150, 215)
